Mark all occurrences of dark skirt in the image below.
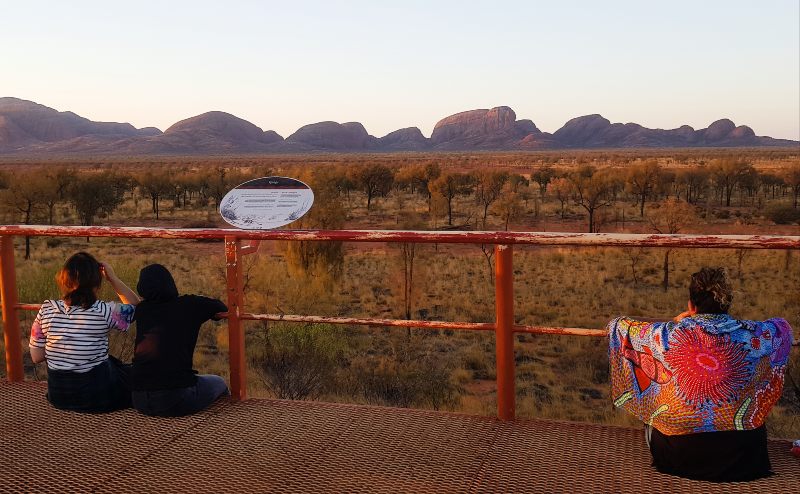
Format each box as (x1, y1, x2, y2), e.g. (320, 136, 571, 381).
(649, 424, 772, 482)
(46, 356, 132, 413)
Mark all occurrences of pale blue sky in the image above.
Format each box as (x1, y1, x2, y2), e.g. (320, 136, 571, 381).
(2, 1, 798, 139)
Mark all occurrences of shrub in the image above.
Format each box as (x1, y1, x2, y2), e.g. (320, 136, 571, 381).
(252, 323, 346, 400)
(764, 203, 800, 225)
(713, 209, 730, 219)
(343, 333, 461, 410)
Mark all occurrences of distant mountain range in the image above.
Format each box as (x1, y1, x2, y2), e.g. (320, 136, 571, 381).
(0, 97, 796, 155)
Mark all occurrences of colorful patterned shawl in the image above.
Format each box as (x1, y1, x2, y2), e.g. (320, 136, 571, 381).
(608, 314, 793, 436)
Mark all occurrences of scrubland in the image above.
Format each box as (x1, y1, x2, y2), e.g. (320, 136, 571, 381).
(1, 149, 798, 437)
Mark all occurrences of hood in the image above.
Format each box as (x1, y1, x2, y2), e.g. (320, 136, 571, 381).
(137, 264, 179, 302)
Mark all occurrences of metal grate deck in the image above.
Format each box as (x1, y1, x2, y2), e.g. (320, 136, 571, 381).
(2, 381, 798, 493)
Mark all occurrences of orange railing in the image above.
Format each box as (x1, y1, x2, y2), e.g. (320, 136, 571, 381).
(1, 225, 798, 420)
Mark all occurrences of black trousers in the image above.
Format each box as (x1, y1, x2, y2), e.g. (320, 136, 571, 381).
(46, 356, 132, 413)
(648, 424, 772, 482)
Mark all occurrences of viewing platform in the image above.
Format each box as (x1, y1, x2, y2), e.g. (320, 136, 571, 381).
(1, 226, 799, 492)
(3, 381, 799, 493)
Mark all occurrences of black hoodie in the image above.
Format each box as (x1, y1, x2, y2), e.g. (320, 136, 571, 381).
(132, 264, 227, 391)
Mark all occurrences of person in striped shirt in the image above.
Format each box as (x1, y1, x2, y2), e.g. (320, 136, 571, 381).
(29, 252, 140, 412)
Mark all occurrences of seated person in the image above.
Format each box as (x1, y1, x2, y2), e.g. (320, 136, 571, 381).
(131, 264, 229, 416)
(608, 267, 793, 482)
(29, 252, 139, 412)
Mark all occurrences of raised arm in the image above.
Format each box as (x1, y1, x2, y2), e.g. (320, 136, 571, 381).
(100, 262, 141, 305)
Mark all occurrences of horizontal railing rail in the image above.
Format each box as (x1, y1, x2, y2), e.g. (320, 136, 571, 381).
(13, 304, 608, 337)
(0, 224, 799, 249)
(1, 225, 798, 420)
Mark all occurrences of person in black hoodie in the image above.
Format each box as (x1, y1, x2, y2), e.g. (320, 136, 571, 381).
(132, 264, 229, 416)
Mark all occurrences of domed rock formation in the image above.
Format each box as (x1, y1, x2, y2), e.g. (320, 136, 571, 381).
(431, 106, 542, 149)
(378, 127, 430, 150)
(145, 111, 283, 153)
(0, 97, 795, 154)
(0, 97, 148, 151)
(552, 114, 613, 147)
(702, 119, 737, 141)
(286, 121, 375, 150)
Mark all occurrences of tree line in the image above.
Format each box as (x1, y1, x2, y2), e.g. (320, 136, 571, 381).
(1, 159, 798, 251)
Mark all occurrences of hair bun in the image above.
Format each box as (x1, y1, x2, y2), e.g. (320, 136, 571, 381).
(691, 267, 733, 310)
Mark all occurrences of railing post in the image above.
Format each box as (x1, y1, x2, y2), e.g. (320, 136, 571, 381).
(0, 236, 24, 382)
(225, 236, 247, 400)
(495, 244, 515, 421)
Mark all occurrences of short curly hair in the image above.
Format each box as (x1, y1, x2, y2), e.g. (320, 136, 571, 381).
(688, 267, 733, 314)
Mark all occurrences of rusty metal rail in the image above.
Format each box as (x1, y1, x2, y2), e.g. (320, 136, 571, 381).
(1, 224, 799, 249)
(1, 225, 799, 420)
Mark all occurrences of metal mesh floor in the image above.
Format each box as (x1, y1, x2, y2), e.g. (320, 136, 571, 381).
(2, 381, 798, 493)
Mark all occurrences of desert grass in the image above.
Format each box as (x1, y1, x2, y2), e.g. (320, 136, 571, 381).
(1, 152, 798, 438)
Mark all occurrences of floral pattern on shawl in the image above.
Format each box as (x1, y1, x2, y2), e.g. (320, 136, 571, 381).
(609, 314, 792, 436)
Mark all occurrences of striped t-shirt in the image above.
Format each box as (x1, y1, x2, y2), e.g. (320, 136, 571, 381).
(29, 299, 136, 372)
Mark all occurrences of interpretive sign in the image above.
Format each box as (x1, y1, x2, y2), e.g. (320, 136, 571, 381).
(219, 176, 314, 229)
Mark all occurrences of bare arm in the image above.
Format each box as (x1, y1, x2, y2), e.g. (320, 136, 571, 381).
(30, 345, 45, 364)
(100, 262, 141, 305)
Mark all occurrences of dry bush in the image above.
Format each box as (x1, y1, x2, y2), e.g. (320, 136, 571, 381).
(341, 331, 461, 411)
(251, 323, 347, 400)
(764, 202, 800, 224)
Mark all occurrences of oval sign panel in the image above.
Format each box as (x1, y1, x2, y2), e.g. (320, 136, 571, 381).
(219, 176, 314, 229)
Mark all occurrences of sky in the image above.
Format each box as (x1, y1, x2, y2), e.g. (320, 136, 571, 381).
(1, 0, 798, 140)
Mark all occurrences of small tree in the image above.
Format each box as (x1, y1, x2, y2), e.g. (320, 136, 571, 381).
(285, 168, 347, 279)
(0, 172, 49, 258)
(395, 162, 441, 201)
(349, 164, 394, 210)
(491, 184, 523, 231)
(623, 247, 645, 286)
(647, 198, 696, 291)
(39, 173, 63, 225)
(472, 170, 508, 228)
(201, 166, 245, 208)
(54, 168, 77, 200)
(428, 173, 473, 226)
(568, 166, 614, 233)
(428, 191, 448, 230)
(531, 165, 555, 198)
(138, 171, 175, 219)
(675, 166, 709, 204)
(67, 172, 126, 227)
(392, 216, 427, 324)
(549, 177, 572, 219)
(709, 159, 755, 207)
(625, 160, 662, 216)
(782, 162, 800, 208)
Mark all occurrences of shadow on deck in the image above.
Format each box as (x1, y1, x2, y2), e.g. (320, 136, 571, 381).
(2, 382, 798, 493)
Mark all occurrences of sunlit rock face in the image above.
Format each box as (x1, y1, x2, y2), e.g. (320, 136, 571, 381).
(0, 97, 795, 154)
(430, 106, 546, 149)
